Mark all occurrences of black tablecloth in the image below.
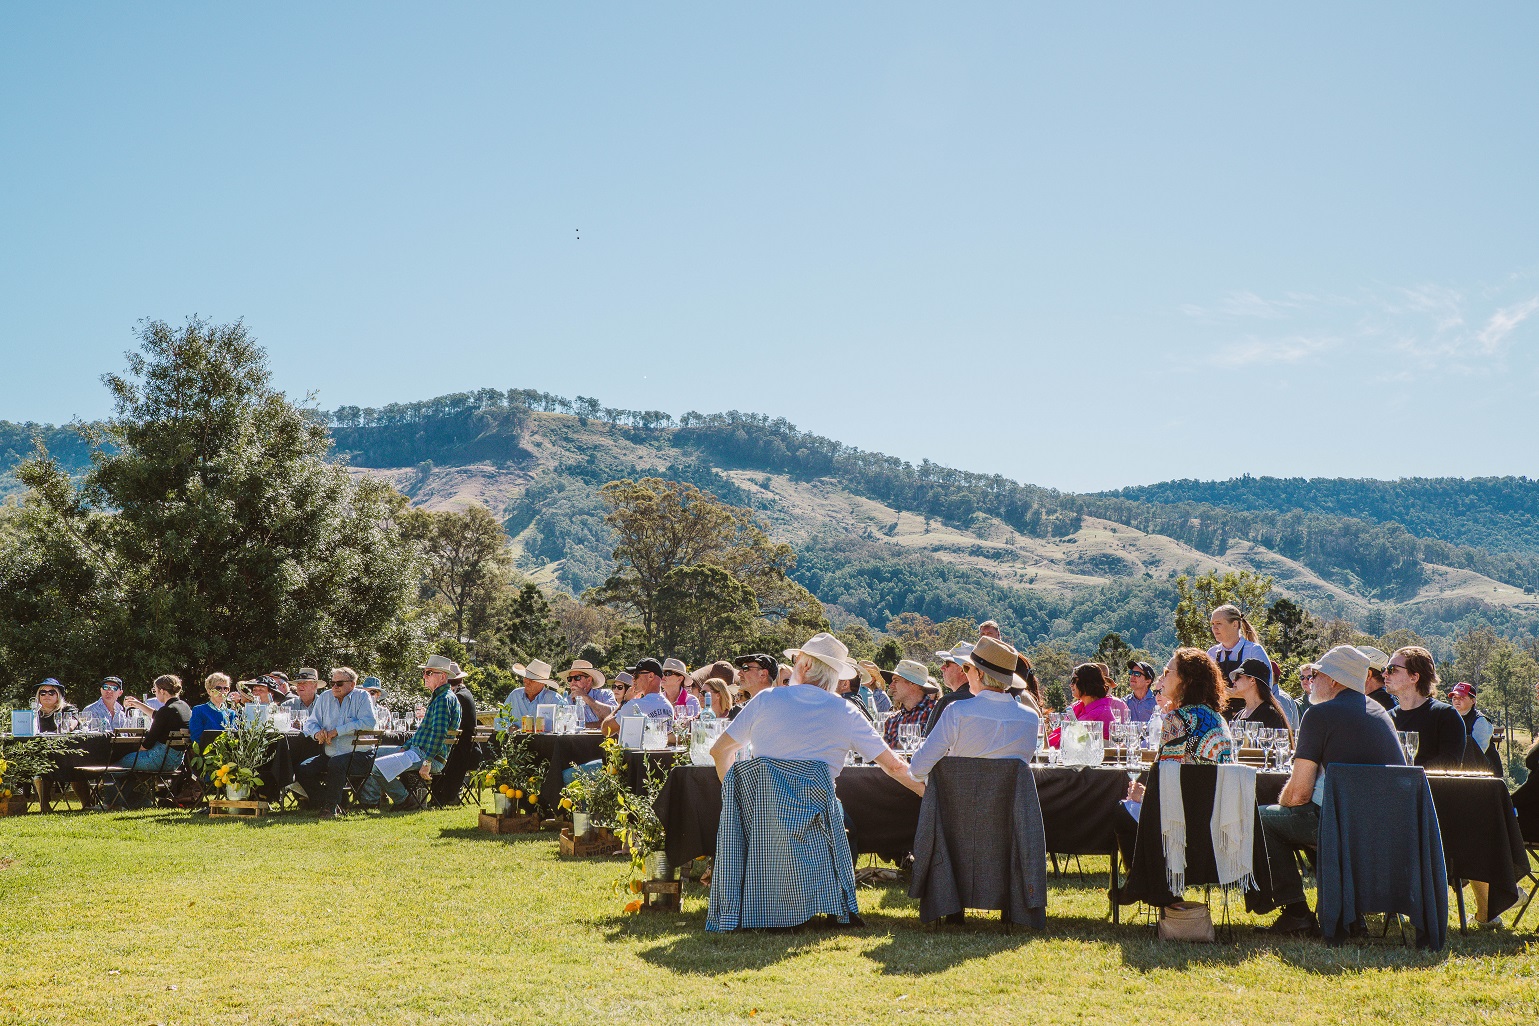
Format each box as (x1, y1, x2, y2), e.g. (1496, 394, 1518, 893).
(658, 761, 1530, 914)
(193, 730, 408, 800)
(657, 764, 1133, 870)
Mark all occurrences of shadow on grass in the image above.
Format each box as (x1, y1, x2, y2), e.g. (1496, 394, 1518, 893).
(436, 825, 559, 845)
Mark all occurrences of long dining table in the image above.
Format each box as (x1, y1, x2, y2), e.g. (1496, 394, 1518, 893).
(656, 761, 1531, 925)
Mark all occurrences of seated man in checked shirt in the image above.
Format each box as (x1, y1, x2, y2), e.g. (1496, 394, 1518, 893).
(358, 655, 461, 812)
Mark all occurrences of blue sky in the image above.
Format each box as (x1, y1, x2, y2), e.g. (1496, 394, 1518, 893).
(2, 3, 1536, 491)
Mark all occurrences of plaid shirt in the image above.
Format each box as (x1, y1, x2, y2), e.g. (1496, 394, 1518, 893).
(409, 682, 462, 764)
(883, 696, 937, 748)
(706, 757, 861, 931)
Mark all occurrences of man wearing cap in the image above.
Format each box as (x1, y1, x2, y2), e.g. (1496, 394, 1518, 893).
(281, 670, 322, 716)
(731, 654, 778, 709)
(923, 642, 976, 735)
(499, 660, 569, 729)
(711, 633, 924, 797)
(1121, 661, 1159, 723)
(1448, 683, 1503, 777)
(359, 655, 462, 812)
(660, 658, 701, 717)
(909, 637, 1040, 781)
(296, 666, 378, 816)
(601, 658, 675, 735)
(266, 671, 292, 698)
(560, 660, 617, 725)
(81, 677, 133, 730)
(1258, 644, 1405, 936)
(879, 661, 939, 749)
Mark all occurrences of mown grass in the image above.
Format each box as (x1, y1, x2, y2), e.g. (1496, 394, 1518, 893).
(1, 805, 1536, 1025)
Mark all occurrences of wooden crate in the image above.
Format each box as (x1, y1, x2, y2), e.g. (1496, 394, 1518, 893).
(560, 826, 624, 857)
(641, 879, 681, 911)
(478, 811, 542, 835)
(0, 796, 29, 817)
(208, 799, 268, 818)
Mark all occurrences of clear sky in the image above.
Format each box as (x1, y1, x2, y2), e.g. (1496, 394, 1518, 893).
(2, 3, 1536, 491)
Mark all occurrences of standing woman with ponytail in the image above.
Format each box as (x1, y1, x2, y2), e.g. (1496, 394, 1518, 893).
(1207, 603, 1300, 732)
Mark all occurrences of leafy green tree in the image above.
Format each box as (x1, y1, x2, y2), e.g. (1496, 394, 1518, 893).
(1094, 632, 1133, 678)
(0, 318, 422, 700)
(1027, 643, 1076, 712)
(1266, 598, 1323, 662)
(655, 564, 759, 666)
(402, 504, 514, 645)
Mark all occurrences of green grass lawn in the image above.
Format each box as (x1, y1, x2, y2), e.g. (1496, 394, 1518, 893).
(1, 806, 1536, 1026)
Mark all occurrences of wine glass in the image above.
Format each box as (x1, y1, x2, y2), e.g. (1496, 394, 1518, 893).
(1255, 728, 1274, 768)
(1404, 731, 1420, 764)
(1272, 731, 1290, 772)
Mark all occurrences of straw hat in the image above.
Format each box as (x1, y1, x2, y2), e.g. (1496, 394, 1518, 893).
(559, 659, 607, 689)
(784, 632, 856, 678)
(512, 659, 556, 685)
(961, 636, 1029, 690)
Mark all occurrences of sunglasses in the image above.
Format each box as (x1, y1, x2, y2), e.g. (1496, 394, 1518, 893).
(1385, 663, 1408, 673)
(209, 685, 231, 693)
(1128, 670, 1146, 679)
(37, 690, 60, 698)
(1299, 672, 1317, 682)
(329, 680, 351, 688)
(100, 683, 123, 691)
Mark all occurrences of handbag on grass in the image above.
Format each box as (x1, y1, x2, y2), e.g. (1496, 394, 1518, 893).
(1157, 901, 1215, 942)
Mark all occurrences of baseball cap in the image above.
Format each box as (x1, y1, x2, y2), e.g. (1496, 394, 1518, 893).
(1449, 681, 1476, 699)
(632, 657, 664, 677)
(734, 653, 777, 674)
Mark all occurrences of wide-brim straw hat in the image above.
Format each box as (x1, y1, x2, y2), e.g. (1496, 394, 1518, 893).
(560, 659, 607, 689)
(418, 654, 456, 673)
(784, 632, 856, 678)
(512, 659, 556, 685)
(961, 636, 1029, 690)
(893, 659, 941, 695)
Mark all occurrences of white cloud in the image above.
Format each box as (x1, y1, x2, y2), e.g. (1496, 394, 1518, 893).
(1185, 272, 1539, 372)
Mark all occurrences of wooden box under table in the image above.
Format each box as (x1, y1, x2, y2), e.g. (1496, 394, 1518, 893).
(478, 811, 542, 835)
(208, 799, 269, 818)
(0, 796, 29, 816)
(559, 826, 624, 857)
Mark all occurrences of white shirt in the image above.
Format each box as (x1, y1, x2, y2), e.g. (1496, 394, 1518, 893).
(614, 692, 675, 724)
(908, 689, 1040, 781)
(724, 684, 887, 777)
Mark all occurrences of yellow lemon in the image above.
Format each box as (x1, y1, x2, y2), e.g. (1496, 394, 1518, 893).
(512, 789, 523, 800)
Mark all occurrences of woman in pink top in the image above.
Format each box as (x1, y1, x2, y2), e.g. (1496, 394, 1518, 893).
(1049, 663, 1130, 746)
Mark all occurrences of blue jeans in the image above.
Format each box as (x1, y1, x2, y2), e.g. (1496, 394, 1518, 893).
(102, 744, 183, 806)
(359, 747, 444, 804)
(1259, 801, 1320, 908)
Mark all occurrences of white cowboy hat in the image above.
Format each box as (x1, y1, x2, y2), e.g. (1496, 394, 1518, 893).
(784, 632, 856, 678)
(512, 659, 556, 685)
(559, 659, 606, 689)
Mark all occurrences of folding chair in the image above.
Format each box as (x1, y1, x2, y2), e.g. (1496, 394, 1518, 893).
(342, 730, 386, 808)
(458, 726, 498, 805)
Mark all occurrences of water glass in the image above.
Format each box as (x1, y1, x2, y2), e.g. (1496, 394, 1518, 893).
(1405, 731, 1420, 764)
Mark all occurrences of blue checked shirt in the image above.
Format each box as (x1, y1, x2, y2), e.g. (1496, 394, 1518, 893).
(705, 757, 862, 931)
(304, 686, 378, 757)
(409, 683, 462, 764)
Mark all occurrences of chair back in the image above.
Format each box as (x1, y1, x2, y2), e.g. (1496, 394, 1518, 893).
(1121, 763, 1262, 906)
(350, 730, 384, 754)
(909, 757, 1047, 926)
(706, 757, 860, 931)
(1318, 763, 1447, 950)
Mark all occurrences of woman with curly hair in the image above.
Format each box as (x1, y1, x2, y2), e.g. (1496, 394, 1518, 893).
(1154, 648, 1236, 764)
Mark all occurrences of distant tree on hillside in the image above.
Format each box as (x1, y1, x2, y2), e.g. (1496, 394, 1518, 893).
(0, 318, 421, 698)
(1173, 570, 1275, 650)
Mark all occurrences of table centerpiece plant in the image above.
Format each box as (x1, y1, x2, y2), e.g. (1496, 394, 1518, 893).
(0, 734, 85, 813)
(560, 736, 628, 836)
(483, 732, 546, 816)
(189, 712, 278, 801)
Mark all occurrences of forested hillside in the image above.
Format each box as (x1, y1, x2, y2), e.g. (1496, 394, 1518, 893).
(8, 388, 1539, 658)
(1108, 476, 1539, 556)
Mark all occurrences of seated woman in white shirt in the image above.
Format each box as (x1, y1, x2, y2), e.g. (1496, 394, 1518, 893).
(710, 633, 923, 797)
(908, 636, 1041, 782)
